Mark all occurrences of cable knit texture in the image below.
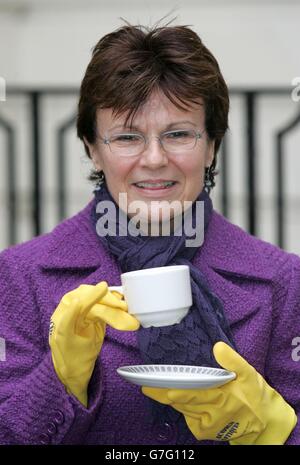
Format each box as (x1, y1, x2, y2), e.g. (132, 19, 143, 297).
(0, 199, 299, 445)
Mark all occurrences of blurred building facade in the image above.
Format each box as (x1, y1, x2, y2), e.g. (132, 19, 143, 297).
(0, 0, 300, 253)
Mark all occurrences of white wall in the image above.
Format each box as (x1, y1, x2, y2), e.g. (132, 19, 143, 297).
(0, 0, 300, 253)
(1, 0, 300, 87)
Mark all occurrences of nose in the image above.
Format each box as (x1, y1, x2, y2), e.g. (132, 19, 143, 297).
(139, 136, 168, 169)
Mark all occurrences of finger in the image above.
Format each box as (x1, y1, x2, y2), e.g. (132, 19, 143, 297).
(141, 387, 172, 405)
(51, 283, 109, 338)
(213, 341, 251, 378)
(97, 291, 128, 312)
(72, 282, 108, 315)
(184, 415, 207, 440)
(172, 403, 213, 418)
(74, 282, 111, 326)
(167, 388, 224, 406)
(172, 404, 214, 431)
(111, 290, 125, 300)
(88, 304, 140, 330)
(98, 283, 125, 302)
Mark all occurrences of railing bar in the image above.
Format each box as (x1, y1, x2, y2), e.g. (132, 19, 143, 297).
(7, 88, 78, 96)
(30, 91, 41, 236)
(0, 116, 17, 245)
(57, 128, 66, 221)
(276, 134, 284, 249)
(7, 127, 17, 244)
(274, 111, 300, 249)
(6, 87, 294, 96)
(1, 87, 299, 251)
(245, 92, 257, 235)
(57, 114, 77, 221)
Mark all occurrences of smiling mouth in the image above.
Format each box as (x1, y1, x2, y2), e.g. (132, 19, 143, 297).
(133, 181, 177, 190)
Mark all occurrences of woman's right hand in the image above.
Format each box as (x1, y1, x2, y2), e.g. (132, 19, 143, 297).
(49, 281, 140, 407)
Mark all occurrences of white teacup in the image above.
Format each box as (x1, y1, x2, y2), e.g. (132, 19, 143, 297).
(109, 265, 193, 328)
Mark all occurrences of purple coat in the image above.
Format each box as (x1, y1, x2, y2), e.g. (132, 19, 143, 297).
(0, 200, 299, 445)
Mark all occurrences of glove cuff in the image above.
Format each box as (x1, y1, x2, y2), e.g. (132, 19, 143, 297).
(253, 393, 297, 445)
(231, 389, 297, 445)
(50, 352, 89, 407)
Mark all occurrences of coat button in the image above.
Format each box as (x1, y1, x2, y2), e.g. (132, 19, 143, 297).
(46, 422, 57, 435)
(38, 433, 51, 445)
(52, 410, 65, 425)
(156, 422, 177, 443)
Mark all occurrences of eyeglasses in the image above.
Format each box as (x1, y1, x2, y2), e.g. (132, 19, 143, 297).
(98, 128, 205, 157)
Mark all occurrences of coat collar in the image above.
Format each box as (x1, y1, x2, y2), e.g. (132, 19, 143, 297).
(38, 201, 104, 270)
(195, 210, 275, 281)
(39, 202, 274, 347)
(39, 201, 274, 279)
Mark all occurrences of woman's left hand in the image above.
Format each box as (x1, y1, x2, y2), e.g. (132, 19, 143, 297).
(142, 342, 297, 445)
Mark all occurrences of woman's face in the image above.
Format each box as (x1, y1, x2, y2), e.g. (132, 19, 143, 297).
(85, 90, 214, 224)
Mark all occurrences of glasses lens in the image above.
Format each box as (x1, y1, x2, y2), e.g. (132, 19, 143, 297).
(162, 130, 197, 152)
(110, 133, 144, 156)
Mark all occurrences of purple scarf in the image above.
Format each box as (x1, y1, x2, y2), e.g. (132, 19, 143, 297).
(91, 180, 236, 442)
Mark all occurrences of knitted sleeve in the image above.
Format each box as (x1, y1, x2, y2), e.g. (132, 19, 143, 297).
(0, 248, 103, 445)
(265, 253, 300, 445)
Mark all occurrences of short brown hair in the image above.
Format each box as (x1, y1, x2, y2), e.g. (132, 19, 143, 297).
(77, 21, 229, 186)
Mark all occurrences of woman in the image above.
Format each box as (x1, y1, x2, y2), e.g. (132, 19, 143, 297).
(0, 22, 299, 446)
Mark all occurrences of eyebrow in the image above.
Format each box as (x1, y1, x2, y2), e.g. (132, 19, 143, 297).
(109, 121, 197, 132)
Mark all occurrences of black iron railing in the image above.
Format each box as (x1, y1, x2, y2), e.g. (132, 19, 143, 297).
(1, 87, 300, 249)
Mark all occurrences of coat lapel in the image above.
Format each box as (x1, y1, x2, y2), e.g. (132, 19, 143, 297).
(39, 202, 272, 349)
(38, 201, 140, 349)
(192, 210, 274, 326)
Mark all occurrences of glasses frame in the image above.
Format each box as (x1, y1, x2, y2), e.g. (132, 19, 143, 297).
(98, 128, 206, 157)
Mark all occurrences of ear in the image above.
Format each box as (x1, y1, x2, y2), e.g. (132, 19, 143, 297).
(83, 137, 103, 171)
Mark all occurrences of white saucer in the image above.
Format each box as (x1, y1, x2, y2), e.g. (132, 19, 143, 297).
(116, 365, 236, 389)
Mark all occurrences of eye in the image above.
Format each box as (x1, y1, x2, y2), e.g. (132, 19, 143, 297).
(164, 130, 192, 139)
(112, 134, 142, 143)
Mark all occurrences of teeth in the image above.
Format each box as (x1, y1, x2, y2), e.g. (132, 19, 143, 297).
(135, 181, 175, 188)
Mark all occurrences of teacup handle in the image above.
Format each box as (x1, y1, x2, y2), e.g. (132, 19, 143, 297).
(109, 285, 124, 295)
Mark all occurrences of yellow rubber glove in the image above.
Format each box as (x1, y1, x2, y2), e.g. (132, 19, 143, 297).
(142, 342, 297, 444)
(49, 281, 140, 407)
